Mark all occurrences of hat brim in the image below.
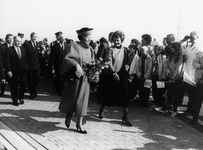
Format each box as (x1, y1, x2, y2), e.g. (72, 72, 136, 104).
(76, 28, 93, 36)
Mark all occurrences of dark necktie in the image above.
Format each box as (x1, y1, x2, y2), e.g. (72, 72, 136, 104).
(61, 43, 64, 50)
(33, 42, 36, 48)
(17, 47, 21, 59)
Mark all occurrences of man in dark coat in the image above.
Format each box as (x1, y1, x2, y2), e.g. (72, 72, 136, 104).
(50, 32, 63, 88)
(52, 33, 67, 95)
(0, 34, 13, 97)
(50, 32, 63, 68)
(6, 36, 29, 106)
(22, 32, 40, 99)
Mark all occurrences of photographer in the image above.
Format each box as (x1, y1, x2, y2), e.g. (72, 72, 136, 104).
(179, 31, 199, 115)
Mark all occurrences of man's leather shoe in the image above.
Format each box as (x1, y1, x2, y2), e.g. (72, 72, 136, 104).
(19, 99, 24, 104)
(13, 101, 19, 106)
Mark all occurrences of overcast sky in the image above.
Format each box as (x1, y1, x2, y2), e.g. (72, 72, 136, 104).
(0, 0, 202, 46)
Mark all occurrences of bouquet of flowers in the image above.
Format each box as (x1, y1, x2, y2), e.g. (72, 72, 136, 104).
(83, 58, 109, 83)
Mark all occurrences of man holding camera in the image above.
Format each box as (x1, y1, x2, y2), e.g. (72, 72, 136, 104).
(180, 31, 199, 117)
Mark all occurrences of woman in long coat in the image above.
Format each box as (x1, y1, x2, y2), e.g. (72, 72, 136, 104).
(59, 27, 94, 134)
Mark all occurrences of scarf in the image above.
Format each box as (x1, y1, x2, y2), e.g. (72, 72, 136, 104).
(129, 54, 139, 74)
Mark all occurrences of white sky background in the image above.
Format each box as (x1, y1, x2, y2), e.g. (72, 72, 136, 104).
(0, 0, 203, 46)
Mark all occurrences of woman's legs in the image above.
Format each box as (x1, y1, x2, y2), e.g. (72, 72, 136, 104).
(171, 80, 185, 117)
(65, 107, 74, 128)
(77, 116, 83, 128)
(122, 107, 132, 126)
(98, 104, 105, 119)
(65, 113, 73, 128)
(76, 116, 87, 134)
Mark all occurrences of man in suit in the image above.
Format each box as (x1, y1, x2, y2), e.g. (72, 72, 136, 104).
(50, 32, 63, 87)
(50, 32, 62, 67)
(6, 36, 29, 106)
(0, 34, 13, 97)
(52, 33, 67, 95)
(22, 32, 40, 99)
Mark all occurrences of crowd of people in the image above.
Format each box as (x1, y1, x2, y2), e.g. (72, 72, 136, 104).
(0, 28, 203, 134)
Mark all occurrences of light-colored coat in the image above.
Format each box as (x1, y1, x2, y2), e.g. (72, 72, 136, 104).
(152, 54, 166, 80)
(59, 42, 93, 117)
(164, 56, 183, 81)
(181, 41, 199, 86)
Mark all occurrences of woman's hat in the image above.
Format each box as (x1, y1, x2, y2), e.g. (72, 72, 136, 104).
(76, 27, 93, 36)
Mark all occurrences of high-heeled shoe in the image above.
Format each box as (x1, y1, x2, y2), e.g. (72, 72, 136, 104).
(98, 110, 103, 119)
(98, 115, 103, 119)
(122, 117, 132, 126)
(65, 119, 70, 129)
(65, 113, 72, 129)
(76, 124, 87, 134)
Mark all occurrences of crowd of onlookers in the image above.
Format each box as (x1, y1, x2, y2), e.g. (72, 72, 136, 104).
(0, 30, 203, 125)
(99, 31, 202, 125)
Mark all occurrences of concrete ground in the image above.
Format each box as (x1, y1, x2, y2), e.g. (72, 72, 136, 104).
(0, 78, 203, 150)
